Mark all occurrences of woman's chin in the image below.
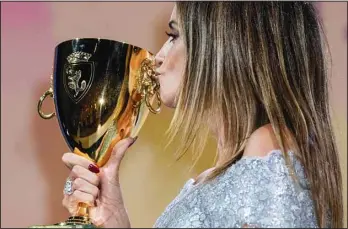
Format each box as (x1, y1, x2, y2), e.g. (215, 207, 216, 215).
(160, 96, 176, 109)
(162, 101, 176, 109)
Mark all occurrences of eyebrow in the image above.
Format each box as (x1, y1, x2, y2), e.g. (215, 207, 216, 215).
(168, 20, 178, 30)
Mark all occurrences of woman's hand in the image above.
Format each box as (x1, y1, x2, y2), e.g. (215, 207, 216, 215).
(62, 137, 137, 228)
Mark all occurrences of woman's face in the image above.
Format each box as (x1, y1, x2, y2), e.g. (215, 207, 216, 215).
(154, 6, 186, 108)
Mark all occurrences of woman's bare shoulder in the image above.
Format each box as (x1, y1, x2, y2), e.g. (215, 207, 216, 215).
(243, 124, 281, 158)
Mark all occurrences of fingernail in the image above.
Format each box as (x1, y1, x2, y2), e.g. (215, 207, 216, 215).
(129, 136, 138, 147)
(88, 164, 100, 173)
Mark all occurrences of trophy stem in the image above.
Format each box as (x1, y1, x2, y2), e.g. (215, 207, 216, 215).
(75, 202, 90, 217)
(60, 202, 94, 226)
(29, 202, 95, 228)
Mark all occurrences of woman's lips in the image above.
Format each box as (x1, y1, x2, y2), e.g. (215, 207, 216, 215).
(154, 71, 162, 80)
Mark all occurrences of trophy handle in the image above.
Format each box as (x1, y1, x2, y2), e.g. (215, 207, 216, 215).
(136, 58, 162, 114)
(145, 83, 161, 114)
(37, 75, 56, 119)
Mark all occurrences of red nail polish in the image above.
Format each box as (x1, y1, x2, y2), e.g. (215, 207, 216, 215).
(88, 164, 100, 173)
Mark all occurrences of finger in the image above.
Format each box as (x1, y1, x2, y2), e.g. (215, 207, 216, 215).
(71, 190, 95, 207)
(62, 152, 99, 172)
(101, 137, 137, 183)
(62, 195, 77, 215)
(71, 165, 100, 187)
(103, 137, 136, 171)
(112, 137, 137, 164)
(72, 177, 99, 199)
(62, 190, 95, 215)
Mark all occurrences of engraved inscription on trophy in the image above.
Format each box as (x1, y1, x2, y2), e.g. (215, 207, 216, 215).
(63, 51, 95, 104)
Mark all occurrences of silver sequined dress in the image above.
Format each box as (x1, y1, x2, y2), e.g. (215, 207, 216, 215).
(153, 150, 318, 228)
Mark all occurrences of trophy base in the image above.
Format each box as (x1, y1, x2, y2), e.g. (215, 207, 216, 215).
(29, 216, 96, 228)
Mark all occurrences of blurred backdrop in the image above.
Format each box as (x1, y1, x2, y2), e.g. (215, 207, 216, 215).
(1, 2, 347, 228)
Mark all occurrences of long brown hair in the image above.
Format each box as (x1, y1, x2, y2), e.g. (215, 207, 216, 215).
(167, 2, 343, 228)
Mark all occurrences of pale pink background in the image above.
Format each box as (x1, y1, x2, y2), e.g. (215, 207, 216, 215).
(1, 2, 347, 227)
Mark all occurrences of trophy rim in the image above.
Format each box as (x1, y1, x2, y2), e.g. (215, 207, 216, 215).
(55, 37, 154, 55)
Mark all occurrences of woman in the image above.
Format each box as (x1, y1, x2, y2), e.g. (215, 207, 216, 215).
(62, 2, 343, 228)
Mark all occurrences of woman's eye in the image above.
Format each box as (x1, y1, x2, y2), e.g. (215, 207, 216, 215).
(165, 31, 178, 43)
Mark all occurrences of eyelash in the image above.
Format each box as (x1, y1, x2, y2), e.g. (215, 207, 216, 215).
(165, 31, 178, 42)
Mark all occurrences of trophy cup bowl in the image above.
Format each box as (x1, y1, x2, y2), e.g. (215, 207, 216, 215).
(33, 38, 161, 228)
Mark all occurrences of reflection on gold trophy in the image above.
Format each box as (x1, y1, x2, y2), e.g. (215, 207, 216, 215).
(33, 38, 161, 228)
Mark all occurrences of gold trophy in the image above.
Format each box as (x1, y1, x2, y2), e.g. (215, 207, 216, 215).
(33, 38, 161, 228)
